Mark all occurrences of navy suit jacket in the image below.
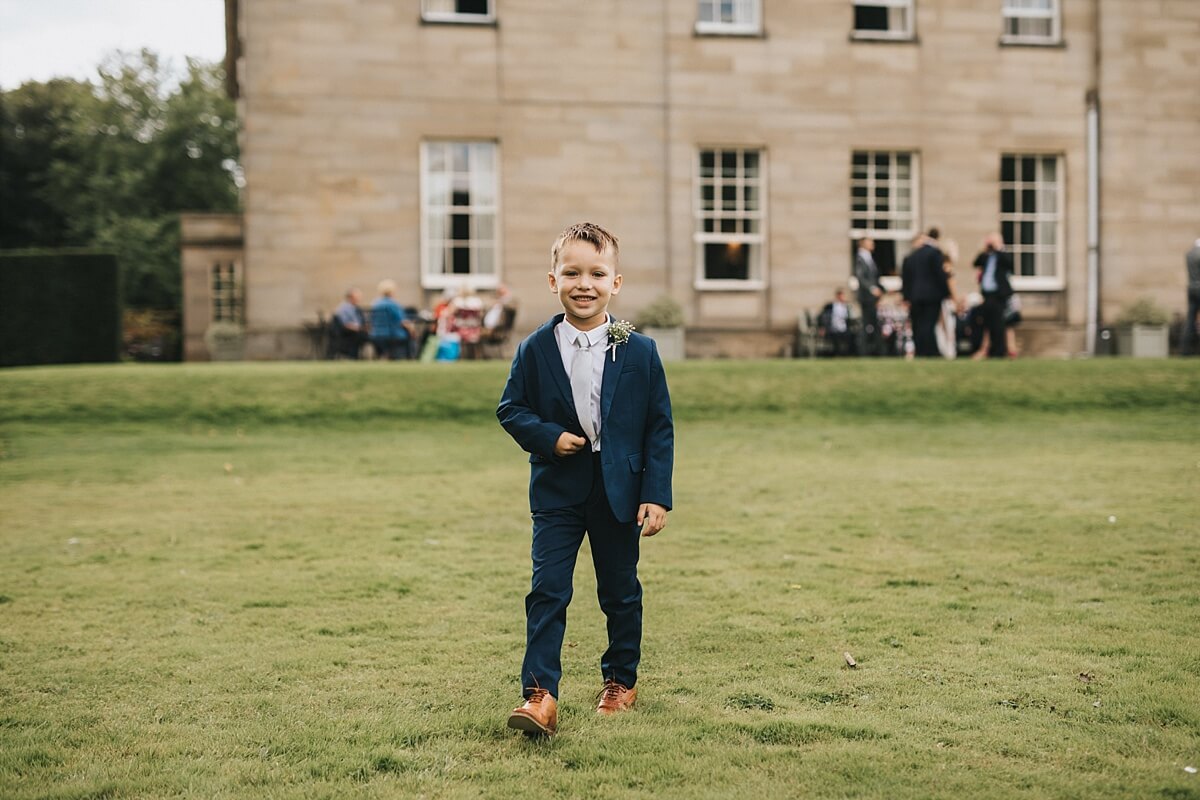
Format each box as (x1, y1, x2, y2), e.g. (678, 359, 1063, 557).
(497, 314, 674, 524)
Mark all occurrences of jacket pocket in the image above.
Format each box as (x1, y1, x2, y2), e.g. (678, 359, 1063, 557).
(627, 452, 644, 473)
(529, 453, 548, 464)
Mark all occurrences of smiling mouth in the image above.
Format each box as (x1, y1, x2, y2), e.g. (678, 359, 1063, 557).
(572, 296, 597, 302)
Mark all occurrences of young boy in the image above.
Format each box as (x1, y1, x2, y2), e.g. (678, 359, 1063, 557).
(497, 222, 674, 736)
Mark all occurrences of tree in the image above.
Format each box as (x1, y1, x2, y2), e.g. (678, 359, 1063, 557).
(0, 49, 240, 309)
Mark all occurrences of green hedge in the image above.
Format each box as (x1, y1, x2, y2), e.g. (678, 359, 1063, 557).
(0, 249, 121, 367)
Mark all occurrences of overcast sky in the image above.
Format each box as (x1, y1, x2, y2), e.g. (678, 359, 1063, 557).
(0, 0, 226, 89)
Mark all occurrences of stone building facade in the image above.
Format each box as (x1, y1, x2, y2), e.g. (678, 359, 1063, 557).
(183, 0, 1200, 359)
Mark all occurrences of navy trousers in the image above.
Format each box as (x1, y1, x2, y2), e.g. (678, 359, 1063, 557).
(521, 453, 642, 699)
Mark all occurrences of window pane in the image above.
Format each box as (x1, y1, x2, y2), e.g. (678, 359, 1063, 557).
(1037, 250, 1056, 276)
(1020, 251, 1036, 276)
(428, 173, 450, 207)
(1021, 220, 1035, 244)
(701, 184, 715, 211)
(457, 0, 489, 14)
(704, 241, 751, 281)
(452, 246, 471, 274)
(743, 151, 759, 178)
(1021, 157, 1036, 182)
(428, 246, 446, 275)
(451, 212, 471, 241)
(451, 183, 470, 208)
(1001, 157, 1016, 182)
(1021, 188, 1037, 212)
(472, 214, 494, 243)
(427, 211, 446, 243)
(1039, 221, 1057, 245)
(1041, 156, 1057, 181)
(722, 185, 737, 211)
(721, 152, 737, 178)
(475, 245, 495, 274)
(855, 5, 890, 31)
(700, 151, 715, 177)
(743, 184, 759, 211)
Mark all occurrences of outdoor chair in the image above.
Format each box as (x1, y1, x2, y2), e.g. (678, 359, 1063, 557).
(481, 306, 518, 360)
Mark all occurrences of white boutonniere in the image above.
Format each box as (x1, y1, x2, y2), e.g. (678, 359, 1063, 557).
(607, 320, 635, 362)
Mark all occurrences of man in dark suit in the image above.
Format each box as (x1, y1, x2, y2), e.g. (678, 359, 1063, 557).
(972, 233, 1015, 358)
(497, 222, 674, 736)
(854, 237, 884, 356)
(1184, 238, 1200, 356)
(901, 229, 950, 358)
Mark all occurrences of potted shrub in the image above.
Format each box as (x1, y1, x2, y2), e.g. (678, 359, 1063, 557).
(1115, 297, 1169, 358)
(204, 321, 245, 361)
(635, 296, 686, 361)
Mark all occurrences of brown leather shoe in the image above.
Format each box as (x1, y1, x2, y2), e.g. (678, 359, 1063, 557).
(596, 679, 637, 715)
(507, 689, 557, 735)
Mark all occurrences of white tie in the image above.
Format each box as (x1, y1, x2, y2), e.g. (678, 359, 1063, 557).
(570, 333, 597, 445)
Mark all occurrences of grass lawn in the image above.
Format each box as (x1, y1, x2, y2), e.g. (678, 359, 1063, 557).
(1, 359, 1198, 799)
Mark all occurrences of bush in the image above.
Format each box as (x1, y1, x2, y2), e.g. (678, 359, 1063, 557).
(635, 295, 685, 329)
(1116, 297, 1169, 326)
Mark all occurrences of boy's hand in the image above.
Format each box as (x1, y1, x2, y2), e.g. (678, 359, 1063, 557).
(554, 432, 588, 457)
(637, 503, 668, 537)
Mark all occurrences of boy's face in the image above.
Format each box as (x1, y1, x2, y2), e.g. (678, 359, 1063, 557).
(548, 239, 622, 331)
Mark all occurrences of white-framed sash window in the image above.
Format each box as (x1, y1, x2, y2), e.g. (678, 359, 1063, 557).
(1000, 153, 1064, 290)
(211, 261, 242, 323)
(420, 141, 500, 290)
(421, 0, 494, 24)
(852, 0, 915, 40)
(694, 147, 766, 290)
(849, 150, 919, 281)
(696, 0, 762, 35)
(1001, 0, 1060, 45)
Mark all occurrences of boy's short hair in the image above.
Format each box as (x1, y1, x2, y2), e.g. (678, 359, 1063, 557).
(550, 222, 620, 271)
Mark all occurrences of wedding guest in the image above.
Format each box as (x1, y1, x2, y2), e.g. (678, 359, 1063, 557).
(971, 233, 1014, 359)
(331, 288, 367, 359)
(451, 283, 485, 360)
(818, 288, 855, 357)
(497, 222, 674, 736)
(1183, 238, 1200, 356)
(854, 237, 884, 356)
(370, 279, 413, 360)
(901, 229, 949, 357)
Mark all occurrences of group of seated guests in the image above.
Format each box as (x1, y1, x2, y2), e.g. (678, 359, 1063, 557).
(330, 281, 515, 360)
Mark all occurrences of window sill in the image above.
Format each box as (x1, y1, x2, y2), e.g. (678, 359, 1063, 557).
(999, 37, 1065, 49)
(1010, 277, 1064, 292)
(422, 274, 500, 291)
(694, 280, 766, 292)
(849, 32, 918, 44)
(694, 24, 765, 38)
(420, 15, 498, 27)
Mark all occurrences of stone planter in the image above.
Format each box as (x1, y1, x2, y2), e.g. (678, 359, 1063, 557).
(1115, 324, 1168, 358)
(643, 326, 685, 361)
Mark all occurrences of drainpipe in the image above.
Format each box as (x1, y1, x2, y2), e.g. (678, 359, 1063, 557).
(1085, 0, 1101, 356)
(1086, 91, 1099, 356)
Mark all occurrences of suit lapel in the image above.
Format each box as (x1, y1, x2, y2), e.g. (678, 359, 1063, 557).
(600, 326, 627, 424)
(534, 314, 576, 414)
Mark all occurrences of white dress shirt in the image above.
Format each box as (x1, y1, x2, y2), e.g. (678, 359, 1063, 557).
(556, 316, 608, 452)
